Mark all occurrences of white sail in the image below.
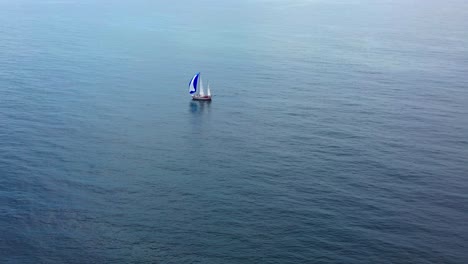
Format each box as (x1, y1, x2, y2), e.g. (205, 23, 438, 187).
(199, 78, 205, 96)
(207, 84, 211, 96)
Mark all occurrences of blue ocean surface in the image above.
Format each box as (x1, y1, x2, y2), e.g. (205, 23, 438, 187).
(1, 0, 468, 263)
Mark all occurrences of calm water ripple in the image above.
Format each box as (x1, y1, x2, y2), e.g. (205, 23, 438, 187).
(1, 0, 468, 263)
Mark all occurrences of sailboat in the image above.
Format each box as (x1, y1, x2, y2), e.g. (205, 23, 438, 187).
(189, 72, 212, 101)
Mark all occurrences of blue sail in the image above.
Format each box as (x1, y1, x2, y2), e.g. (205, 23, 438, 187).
(189, 73, 200, 94)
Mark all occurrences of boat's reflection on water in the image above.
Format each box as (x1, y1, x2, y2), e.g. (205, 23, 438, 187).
(190, 100, 211, 114)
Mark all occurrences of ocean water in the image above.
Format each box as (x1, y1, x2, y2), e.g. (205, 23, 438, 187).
(1, 0, 468, 263)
